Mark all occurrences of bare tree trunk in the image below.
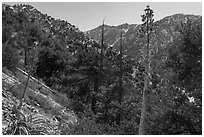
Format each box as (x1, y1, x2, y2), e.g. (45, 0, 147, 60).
(138, 69, 149, 134)
(99, 19, 105, 82)
(18, 71, 31, 110)
(91, 19, 105, 114)
(91, 74, 98, 114)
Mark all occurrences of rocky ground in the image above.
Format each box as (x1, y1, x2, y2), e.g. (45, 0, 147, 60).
(2, 68, 78, 135)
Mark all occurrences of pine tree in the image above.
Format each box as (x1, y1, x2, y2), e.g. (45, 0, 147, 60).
(138, 5, 154, 135)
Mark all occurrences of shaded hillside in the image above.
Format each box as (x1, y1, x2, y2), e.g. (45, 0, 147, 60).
(2, 4, 93, 135)
(2, 3, 96, 90)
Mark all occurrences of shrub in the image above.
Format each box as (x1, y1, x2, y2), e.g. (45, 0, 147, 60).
(2, 43, 19, 71)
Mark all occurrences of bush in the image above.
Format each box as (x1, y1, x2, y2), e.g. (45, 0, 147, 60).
(2, 43, 19, 71)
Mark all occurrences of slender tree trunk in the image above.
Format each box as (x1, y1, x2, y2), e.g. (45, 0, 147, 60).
(91, 19, 104, 114)
(18, 71, 31, 110)
(92, 73, 98, 114)
(19, 46, 30, 110)
(139, 13, 150, 135)
(91, 45, 98, 114)
(138, 70, 149, 134)
(99, 19, 105, 82)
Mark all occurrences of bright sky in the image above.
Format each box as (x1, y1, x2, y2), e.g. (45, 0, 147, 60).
(3, 2, 202, 31)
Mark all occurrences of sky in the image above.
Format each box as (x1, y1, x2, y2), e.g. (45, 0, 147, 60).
(3, 2, 202, 31)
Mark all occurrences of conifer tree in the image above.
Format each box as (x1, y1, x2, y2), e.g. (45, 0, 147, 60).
(138, 5, 154, 135)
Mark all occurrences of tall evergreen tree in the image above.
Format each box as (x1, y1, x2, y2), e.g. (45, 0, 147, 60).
(138, 5, 154, 135)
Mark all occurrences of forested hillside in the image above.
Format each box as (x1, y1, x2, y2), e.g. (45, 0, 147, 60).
(2, 4, 202, 135)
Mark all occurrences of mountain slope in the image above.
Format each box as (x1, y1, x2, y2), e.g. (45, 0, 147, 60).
(86, 14, 201, 61)
(2, 3, 202, 135)
(2, 4, 87, 135)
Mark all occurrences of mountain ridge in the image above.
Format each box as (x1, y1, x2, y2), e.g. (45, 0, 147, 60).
(85, 13, 201, 32)
(85, 13, 201, 61)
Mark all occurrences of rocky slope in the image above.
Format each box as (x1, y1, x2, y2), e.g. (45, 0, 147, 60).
(2, 67, 77, 135)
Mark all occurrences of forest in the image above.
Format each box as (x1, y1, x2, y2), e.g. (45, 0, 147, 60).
(2, 4, 202, 135)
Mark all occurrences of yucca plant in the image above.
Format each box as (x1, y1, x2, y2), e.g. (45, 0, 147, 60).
(3, 101, 59, 135)
(3, 104, 30, 135)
